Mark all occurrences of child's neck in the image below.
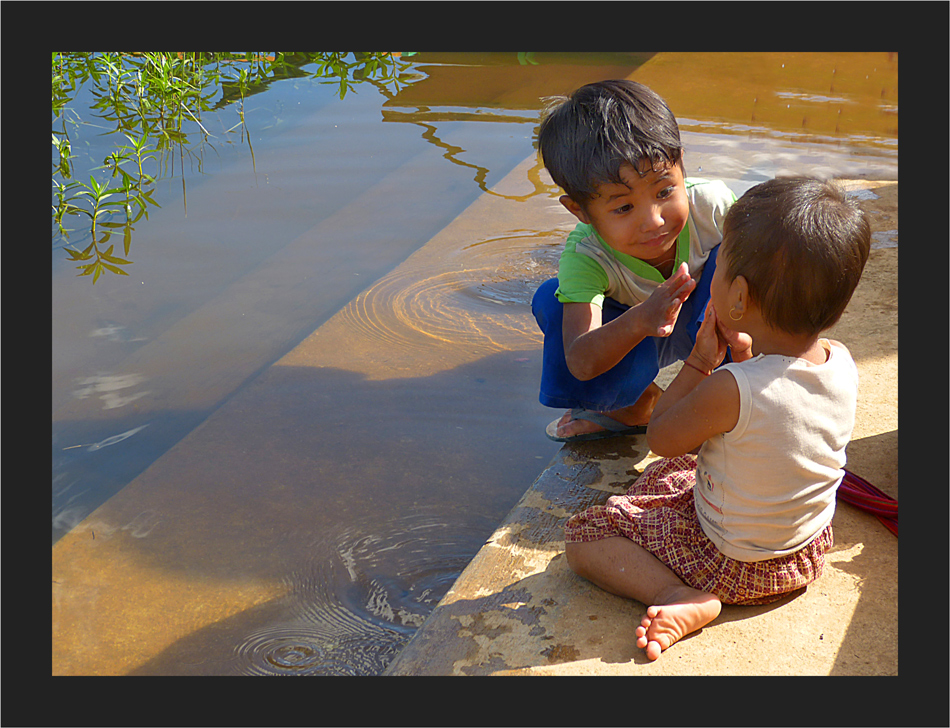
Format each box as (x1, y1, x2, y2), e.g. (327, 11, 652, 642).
(752, 327, 827, 365)
(739, 310, 826, 364)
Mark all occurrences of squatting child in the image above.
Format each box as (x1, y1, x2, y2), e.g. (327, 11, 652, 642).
(564, 176, 871, 660)
(532, 79, 736, 441)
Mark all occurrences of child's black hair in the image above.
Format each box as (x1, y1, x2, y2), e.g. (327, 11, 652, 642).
(537, 80, 684, 207)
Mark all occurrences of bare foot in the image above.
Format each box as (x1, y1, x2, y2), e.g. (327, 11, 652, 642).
(554, 383, 662, 439)
(635, 586, 721, 661)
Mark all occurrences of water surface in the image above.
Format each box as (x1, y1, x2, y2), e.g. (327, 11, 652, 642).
(52, 52, 897, 676)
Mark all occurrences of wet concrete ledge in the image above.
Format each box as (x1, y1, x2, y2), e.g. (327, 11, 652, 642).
(384, 434, 896, 678)
(384, 180, 901, 679)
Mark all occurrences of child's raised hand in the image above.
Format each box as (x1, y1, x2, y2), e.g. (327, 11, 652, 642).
(715, 312, 754, 362)
(692, 301, 729, 371)
(642, 262, 697, 338)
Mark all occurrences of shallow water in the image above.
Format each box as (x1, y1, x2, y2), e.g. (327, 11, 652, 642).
(52, 52, 897, 676)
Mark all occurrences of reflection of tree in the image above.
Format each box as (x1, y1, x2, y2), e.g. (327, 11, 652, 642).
(376, 104, 557, 202)
(413, 119, 556, 202)
(52, 52, 418, 284)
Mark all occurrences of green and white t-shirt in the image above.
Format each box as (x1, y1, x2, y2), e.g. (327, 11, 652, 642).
(555, 178, 736, 308)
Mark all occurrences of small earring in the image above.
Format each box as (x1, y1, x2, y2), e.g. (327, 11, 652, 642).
(729, 306, 743, 322)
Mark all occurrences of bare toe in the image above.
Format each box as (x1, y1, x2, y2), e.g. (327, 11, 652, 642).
(645, 639, 663, 661)
(636, 596, 720, 660)
(556, 410, 603, 438)
(635, 623, 648, 649)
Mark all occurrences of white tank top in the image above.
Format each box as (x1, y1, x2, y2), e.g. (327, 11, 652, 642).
(694, 340, 858, 562)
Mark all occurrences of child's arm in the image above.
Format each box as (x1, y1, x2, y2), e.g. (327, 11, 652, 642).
(647, 304, 742, 456)
(562, 263, 697, 381)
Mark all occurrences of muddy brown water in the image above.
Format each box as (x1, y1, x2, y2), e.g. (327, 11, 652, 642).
(52, 52, 897, 676)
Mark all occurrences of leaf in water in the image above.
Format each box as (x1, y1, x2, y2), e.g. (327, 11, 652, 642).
(55, 52, 421, 285)
(65, 247, 92, 261)
(101, 248, 131, 265)
(101, 262, 130, 276)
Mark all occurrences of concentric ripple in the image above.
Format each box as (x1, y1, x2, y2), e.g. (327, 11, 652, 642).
(237, 627, 329, 676)
(459, 229, 563, 306)
(336, 229, 561, 358)
(233, 507, 497, 676)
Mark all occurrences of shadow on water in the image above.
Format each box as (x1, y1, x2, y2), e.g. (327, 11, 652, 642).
(56, 351, 562, 676)
(52, 51, 653, 547)
(53, 52, 898, 677)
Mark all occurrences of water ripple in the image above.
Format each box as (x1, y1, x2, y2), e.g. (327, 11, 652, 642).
(237, 627, 329, 676)
(336, 229, 560, 357)
(233, 507, 496, 676)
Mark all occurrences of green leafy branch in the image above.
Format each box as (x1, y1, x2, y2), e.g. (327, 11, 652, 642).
(53, 52, 420, 284)
(58, 168, 159, 282)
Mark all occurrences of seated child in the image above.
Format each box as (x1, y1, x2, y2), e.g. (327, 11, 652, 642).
(532, 79, 737, 441)
(563, 176, 872, 660)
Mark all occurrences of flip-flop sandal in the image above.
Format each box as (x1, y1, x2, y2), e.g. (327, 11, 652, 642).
(545, 407, 648, 443)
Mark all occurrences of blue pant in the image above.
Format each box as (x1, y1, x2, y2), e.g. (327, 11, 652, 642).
(531, 244, 721, 412)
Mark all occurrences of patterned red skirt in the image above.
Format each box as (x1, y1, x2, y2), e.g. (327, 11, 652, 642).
(563, 455, 834, 606)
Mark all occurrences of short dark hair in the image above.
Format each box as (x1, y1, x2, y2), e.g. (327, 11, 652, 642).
(721, 176, 871, 337)
(537, 80, 683, 207)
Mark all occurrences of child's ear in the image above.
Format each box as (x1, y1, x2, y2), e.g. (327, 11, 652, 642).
(730, 275, 750, 316)
(559, 195, 590, 224)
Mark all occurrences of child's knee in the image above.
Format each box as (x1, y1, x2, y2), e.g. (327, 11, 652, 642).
(533, 277, 559, 300)
(532, 278, 562, 329)
(564, 540, 590, 578)
(532, 278, 559, 308)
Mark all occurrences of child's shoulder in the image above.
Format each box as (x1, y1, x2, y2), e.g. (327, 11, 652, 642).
(686, 177, 736, 201)
(825, 339, 856, 367)
(685, 177, 737, 220)
(562, 222, 599, 253)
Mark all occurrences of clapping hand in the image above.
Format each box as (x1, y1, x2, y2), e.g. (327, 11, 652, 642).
(693, 301, 754, 371)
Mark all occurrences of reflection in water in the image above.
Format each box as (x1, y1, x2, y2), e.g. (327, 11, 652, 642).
(53, 52, 898, 677)
(52, 52, 424, 282)
(399, 113, 557, 201)
(72, 374, 150, 412)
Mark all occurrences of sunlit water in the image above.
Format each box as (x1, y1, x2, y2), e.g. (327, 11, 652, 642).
(52, 52, 897, 676)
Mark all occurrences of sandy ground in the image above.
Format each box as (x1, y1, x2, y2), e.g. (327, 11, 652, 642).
(384, 177, 899, 681)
